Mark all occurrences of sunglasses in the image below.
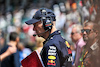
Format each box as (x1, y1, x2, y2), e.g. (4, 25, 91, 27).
(71, 32, 77, 35)
(81, 29, 91, 34)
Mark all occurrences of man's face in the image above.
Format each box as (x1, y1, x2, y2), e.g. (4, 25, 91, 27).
(82, 25, 96, 42)
(71, 28, 80, 43)
(33, 21, 45, 37)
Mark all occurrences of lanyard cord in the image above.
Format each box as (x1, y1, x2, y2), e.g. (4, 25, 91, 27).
(83, 51, 88, 61)
(78, 49, 88, 67)
(80, 49, 85, 62)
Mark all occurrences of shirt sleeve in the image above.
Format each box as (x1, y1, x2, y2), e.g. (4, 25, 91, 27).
(64, 41, 72, 67)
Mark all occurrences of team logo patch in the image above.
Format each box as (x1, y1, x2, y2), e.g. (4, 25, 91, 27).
(48, 60, 55, 63)
(65, 41, 70, 48)
(47, 63, 56, 66)
(48, 56, 56, 60)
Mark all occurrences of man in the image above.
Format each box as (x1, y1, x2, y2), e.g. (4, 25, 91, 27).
(0, 32, 20, 67)
(70, 24, 86, 67)
(25, 8, 72, 67)
(79, 21, 100, 67)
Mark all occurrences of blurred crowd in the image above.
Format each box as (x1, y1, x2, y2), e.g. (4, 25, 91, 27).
(0, 0, 100, 67)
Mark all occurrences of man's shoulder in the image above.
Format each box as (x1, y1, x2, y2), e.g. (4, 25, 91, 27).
(46, 37, 65, 48)
(0, 45, 9, 54)
(51, 34, 65, 43)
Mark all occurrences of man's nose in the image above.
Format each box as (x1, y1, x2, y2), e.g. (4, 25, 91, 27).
(83, 31, 87, 34)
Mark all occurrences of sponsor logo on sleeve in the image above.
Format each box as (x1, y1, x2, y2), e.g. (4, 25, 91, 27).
(47, 62, 56, 66)
(67, 48, 72, 55)
(47, 60, 56, 66)
(68, 56, 73, 62)
(48, 60, 55, 63)
(65, 41, 70, 48)
(48, 46, 56, 56)
(48, 56, 56, 60)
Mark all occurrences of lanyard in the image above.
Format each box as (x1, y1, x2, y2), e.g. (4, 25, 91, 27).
(78, 49, 88, 67)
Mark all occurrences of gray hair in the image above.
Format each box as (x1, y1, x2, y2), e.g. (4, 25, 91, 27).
(72, 24, 83, 33)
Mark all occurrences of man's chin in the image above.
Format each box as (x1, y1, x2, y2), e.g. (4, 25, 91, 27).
(83, 38, 88, 42)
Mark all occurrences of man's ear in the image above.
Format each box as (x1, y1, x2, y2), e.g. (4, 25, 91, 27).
(16, 37, 19, 42)
(95, 30, 98, 37)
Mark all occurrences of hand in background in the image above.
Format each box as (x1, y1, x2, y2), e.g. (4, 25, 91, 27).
(6, 46, 17, 55)
(0, 46, 17, 61)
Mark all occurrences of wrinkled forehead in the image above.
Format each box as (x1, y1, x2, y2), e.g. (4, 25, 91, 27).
(84, 22, 94, 29)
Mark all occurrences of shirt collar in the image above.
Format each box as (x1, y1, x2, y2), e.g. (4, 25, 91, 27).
(90, 41, 99, 51)
(43, 30, 61, 44)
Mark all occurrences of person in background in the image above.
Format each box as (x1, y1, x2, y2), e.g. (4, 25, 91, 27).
(35, 36, 45, 54)
(71, 3, 81, 24)
(18, 42, 32, 64)
(79, 21, 100, 67)
(0, 46, 17, 61)
(70, 24, 86, 67)
(0, 32, 20, 67)
(25, 8, 72, 67)
(0, 30, 5, 50)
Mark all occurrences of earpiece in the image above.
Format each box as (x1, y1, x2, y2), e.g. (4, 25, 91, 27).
(40, 8, 53, 31)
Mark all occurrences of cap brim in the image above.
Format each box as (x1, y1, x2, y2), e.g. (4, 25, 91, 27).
(25, 18, 40, 25)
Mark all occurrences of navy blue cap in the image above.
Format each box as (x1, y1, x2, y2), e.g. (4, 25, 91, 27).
(25, 8, 56, 25)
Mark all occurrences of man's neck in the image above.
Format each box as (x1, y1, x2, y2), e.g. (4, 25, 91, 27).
(50, 27, 57, 34)
(44, 27, 57, 39)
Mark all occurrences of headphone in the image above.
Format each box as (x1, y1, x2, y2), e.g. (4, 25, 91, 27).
(40, 8, 53, 31)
